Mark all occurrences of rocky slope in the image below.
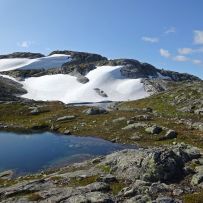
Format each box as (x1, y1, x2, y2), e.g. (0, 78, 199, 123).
(0, 143, 203, 202)
(0, 76, 27, 101)
(0, 52, 45, 59)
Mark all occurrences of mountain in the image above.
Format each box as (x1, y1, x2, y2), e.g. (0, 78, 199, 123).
(0, 50, 201, 103)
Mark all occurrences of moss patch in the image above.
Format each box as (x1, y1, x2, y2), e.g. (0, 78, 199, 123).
(183, 190, 203, 203)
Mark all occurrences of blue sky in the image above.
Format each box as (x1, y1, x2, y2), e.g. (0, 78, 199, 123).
(0, 0, 203, 78)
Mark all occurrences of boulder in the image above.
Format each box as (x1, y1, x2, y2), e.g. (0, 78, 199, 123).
(164, 130, 177, 139)
(131, 114, 152, 121)
(86, 192, 113, 203)
(94, 88, 108, 98)
(191, 166, 203, 186)
(30, 107, 40, 115)
(101, 148, 184, 183)
(155, 196, 180, 203)
(83, 107, 108, 115)
(145, 125, 162, 134)
(122, 123, 147, 130)
(56, 115, 76, 122)
(0, 170, 14, 180)
(77, 75, 89, 84)
(125, 195, 151, 203)
(63, 130, 72, 135)
(194, 108, 203, 115)
(141, 149, 184, 182)
(112, 117, 126, 123)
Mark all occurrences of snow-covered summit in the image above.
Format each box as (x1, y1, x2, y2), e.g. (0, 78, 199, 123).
(0, 50, 200, 104)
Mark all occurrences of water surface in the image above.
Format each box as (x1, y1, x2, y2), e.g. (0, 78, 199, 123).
(0, 131, 129, 175)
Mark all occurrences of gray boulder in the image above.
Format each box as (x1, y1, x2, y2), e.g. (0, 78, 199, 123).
(0, 170, 13, 180)
(154, 196, 180, 203)
(77, 75, 89, 84)
(191, 166, 203, 186)
(112, 117, 126, 123)
(56, 115, 76, 122)
(145, 125, 162, 134)
(122, 123, 147, 130)
(194, 108, 203, 115)
(141, 149, 184, 182)
(63, 130, 72, 135)
(101, 148, 184, 183)
(94, 88, 108, 98)
(83, 107, 108, 115)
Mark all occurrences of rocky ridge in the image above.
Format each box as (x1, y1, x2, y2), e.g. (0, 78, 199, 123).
(0, 52, 45, 59)
(0, 76, 27, 101)
(0, 50, 201, 100)
(1, 51, 200, 82)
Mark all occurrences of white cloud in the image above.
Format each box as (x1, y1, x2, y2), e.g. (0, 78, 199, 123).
(17, 41, 34, 48)
(177, 47, 203, 55)
(165, 27, 176, 34)
(173, 55, 189, 62)
(141, 36, 159, 43)
(160, 48, 171, 58)
(178, 48, 193, 55)
(192, 59, 202, 65)
(194, 30, 203, 44)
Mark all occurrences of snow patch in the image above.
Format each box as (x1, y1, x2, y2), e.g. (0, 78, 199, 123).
(0, 54, 71, 72)
(21, 66, 149, 103)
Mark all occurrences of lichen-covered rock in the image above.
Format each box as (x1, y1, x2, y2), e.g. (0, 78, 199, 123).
(145, 125, 162, 134)
(194, 108, 203, 115)
(191, 166, 203, 186)
(122, 123, 147, 130)
(112, 117, 126, 123)
(56, 115, 76, 122)
(0, 170, 13, 180)
(154, 196, 181, 203)
(125, 195, 151, 203)
(101, 148, 184, 183)
(141, 149, 184, 182)
(83, 107, 108, 115)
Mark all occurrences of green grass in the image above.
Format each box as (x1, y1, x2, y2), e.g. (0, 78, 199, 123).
(183, 191, 203, 203)
(97, 164, 111, 174)
(67, 175, 99, 187)
(27, 193, 43, 201)
(110, 181, 126, 195)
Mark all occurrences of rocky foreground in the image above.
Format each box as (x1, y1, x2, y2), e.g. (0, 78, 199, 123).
(0, 143, 203, 202)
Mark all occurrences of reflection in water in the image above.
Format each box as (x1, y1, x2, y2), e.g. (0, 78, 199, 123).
(0, 131, 132, 175)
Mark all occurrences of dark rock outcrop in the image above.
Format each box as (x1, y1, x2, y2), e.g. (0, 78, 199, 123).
(0, 52, 45, 59)
(96, 59, 201, 81)
(49, 50, 107, 63)
(2, 51, 200, 84)
(0, 76, 27, 101)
